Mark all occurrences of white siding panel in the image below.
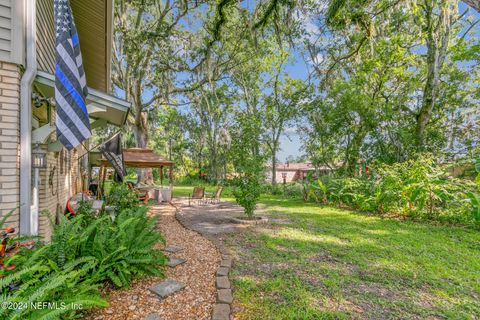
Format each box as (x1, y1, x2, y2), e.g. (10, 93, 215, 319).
(0, 0, 22, 64)
(36, 0, 55, 73)
(0, 38, 8, 47)
(0, 20, 10, 60)
(0, 4, 10, 18)
(0, 26, 10, 40)
(0, 17, 8, 29)
(0, 0, 11, 62)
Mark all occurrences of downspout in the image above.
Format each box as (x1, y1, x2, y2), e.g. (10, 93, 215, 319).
(19, 0, 37, 235)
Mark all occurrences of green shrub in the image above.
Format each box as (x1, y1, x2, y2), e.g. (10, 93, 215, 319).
(175, 175, 210, 186)
(0, 210, 105, 320)
(284, 183, 305, 199)
(466, 158, 480, 223)
(82, 206, 166, 287)
(262, 184, 283, 196)
(106, 183, 140, 213)
(467, 192, 480, 223)
(375, 156, 469, 220)
(0, 252, 107, 320)
(300, 155, 477, 224)
(233, 173, 262, 218)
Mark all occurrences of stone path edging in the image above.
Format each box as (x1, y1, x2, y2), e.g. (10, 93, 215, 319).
(230, 216, 268, 225)
(174, 204, 233, 320)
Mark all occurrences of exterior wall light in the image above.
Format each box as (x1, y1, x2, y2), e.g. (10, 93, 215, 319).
(32, 145, 47, 169)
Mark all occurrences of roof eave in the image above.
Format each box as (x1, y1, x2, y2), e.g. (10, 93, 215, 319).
(35, 70, 130, 127)
(105, 0, 113, 93)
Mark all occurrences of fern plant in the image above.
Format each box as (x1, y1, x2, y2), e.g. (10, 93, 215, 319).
(45, 205, 166, 288)
(0, 193, 166, 319)
(0, 249, 106, 320)
(0, 185, 167, 319)
(85, 206, 166, 286)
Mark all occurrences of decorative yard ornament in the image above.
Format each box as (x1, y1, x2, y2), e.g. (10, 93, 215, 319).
(54, 0, 91, 150)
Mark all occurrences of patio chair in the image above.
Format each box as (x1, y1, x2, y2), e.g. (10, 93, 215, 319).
(206, 186, 223, 204)
(127, 182, 150, 204)
(188, 187, 205, 206)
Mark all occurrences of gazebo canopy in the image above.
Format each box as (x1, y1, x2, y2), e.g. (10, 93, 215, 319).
(100, 148, 173, 168)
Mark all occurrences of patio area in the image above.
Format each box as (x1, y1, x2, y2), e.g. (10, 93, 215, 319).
(176, 199, 257, 236)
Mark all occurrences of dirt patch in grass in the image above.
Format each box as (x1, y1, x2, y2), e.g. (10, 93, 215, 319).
(349, 282, 405, 301)
(307, 251, 339, 263)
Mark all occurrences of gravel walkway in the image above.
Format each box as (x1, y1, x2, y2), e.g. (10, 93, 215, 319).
(84, 204, 220, 320)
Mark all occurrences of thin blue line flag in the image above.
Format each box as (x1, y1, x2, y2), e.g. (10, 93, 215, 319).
(54, 0, 91, 150)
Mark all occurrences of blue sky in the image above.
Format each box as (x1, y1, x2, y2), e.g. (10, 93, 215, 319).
(277, 48, 309, 162)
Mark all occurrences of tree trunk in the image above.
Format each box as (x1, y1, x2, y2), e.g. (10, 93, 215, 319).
(346, 129, 367, 176)
(168, 138, 172, 160)
(416, 1, 453, 149)
(134, 111, 154, 185)
(271, 149, 277, 185)
(416, 41, 442, 148)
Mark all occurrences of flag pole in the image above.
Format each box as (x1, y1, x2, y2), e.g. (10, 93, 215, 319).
(76, 130, 122, 160)
(76, 130, 122, 196)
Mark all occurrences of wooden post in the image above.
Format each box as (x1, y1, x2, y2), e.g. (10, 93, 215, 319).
(102, 165, 107, 199)
(160, 166, 164, 186)
(96, 166, 101, 200)
(98, 164, 106, 200)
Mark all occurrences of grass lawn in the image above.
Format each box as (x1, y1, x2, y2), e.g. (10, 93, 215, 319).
(226, 196, 480, 319)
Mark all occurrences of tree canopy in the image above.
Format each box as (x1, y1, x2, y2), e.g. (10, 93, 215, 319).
(105, 0, 479, 183)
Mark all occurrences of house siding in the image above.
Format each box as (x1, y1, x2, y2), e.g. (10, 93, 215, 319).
(0, 0, 23, 64)
(35, 0, 110, 92)
(37, 135, 84, 242)
(0, 61, 83, 242)
(265, 170, 298, 184)
(0, 0, 13, 62)
(0, 61, 20, 230)
(36, 0, 55, 74)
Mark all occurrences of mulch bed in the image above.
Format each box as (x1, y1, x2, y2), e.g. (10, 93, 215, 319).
(84, 204, 220, 320)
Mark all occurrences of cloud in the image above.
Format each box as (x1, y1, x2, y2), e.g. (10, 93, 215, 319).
(284, 126, 299, 134)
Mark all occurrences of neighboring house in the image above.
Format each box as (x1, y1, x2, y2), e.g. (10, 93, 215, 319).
(0, 0, 129, 240)
(266, 162, 333, 184)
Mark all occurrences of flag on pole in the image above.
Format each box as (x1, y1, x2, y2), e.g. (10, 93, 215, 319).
(100, 133, 126, 182)
(54, 0, 91, 150)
